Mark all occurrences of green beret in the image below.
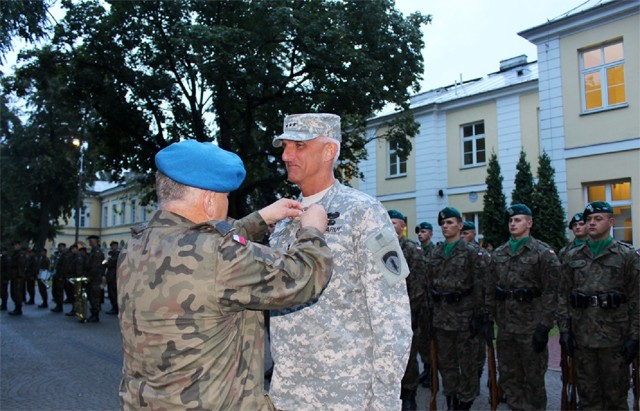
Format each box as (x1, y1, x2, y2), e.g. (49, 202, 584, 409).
(583, 201, 613, 218)
(155, 140, 246, 192)
(438, 207, 461, 225)
(506, 204, 532, 217)
(415, 222, 433, 234)
(388, 209, 405, 221)
(462, 221, 476, 231)
(568, 212, 584, 229)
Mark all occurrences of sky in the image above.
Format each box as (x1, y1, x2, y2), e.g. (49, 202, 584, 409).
(394, 0, 601, 91)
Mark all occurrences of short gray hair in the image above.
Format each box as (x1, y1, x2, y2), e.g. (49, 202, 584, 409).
(155, 171, 189, 207)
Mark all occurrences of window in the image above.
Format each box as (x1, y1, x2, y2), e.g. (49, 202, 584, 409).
(584, 180, 633, 244)
(461, 122, 486, 167)
(120, 201, 126, 225)
(103, 206, 108, 227)
(71, 205, 88, 228)
(580, 40, 626, 112)
(111, 204, 117, 226)
(463, 212, 483, 243)
(130, 199, 137, 224)
(387, 140, 407, 177)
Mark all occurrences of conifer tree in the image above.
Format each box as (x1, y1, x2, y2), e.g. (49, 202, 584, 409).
(481, 152, 509, 249)
(532, 151, 567, 251)
(511, 149, 535, 209)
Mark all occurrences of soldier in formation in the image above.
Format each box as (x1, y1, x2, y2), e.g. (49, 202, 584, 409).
(85, 235, 105, 323)
(415, 221, 435, 389)
(104, 241, 119, 315)
(8, 241, 27, 316)
(36, 248, 51, 308)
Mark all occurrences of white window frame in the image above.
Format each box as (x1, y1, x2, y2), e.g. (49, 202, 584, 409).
(461, 121, 486, 168)
(102, 205, 108, 227)
(387, 140, 407, 178)
(580, 40, 626, 113)
(120, 201, 126, 225)
(111, 203, 117, 226)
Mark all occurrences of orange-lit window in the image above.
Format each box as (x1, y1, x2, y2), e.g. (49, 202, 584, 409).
(580, 41, 626, 112)
(584, 180, 633, 245)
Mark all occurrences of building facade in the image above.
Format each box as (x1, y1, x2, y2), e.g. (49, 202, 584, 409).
(359, 0, 639, 247)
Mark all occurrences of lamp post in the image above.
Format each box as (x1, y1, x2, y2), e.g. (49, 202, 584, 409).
(72, 138, 86, 247)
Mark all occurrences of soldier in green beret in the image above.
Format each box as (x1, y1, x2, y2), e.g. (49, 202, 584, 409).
(118, 140, 333, 410)
(486, 203, 561, 410)
(558, 201, 639, 410)
(415, 221, 435, 388)
(428, 207, 486, 410)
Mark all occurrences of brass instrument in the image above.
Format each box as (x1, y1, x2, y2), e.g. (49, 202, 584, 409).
(68, 277, 88, 322)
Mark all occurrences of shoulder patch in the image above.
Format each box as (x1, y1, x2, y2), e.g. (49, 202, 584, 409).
(549, 250, 556, 255)
(365, 229, 409, 286)
(232, 234, 247, 246)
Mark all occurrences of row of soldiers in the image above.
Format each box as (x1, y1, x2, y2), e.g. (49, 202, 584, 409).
(392, 200, 639, 411)
(0, 235, 120, 323)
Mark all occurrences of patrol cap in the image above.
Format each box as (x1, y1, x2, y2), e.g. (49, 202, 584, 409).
(506, 204, 532, 217)
(438, 207, 462, 225)
(415, 222, 433, 234)
(155, 140, 246, 192)
(272, 113, 341, 147)
(462, 221, 476, 231)
(568, 212, 584, 229)
(388, 209, 406, 221)
(583, 201, 614, 218)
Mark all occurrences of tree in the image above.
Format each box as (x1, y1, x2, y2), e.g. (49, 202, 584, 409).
(532, 151, 567, 251)
(49, 0, 429, 217)
(0, 0, 54, 62)
(511, 149, 535, 209)
(481, 152, 509, 249)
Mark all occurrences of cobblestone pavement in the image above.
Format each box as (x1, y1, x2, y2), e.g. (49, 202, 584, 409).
(2, 294, 635, 410)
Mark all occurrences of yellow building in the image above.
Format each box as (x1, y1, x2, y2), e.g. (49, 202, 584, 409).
(361, 0, 639, 246)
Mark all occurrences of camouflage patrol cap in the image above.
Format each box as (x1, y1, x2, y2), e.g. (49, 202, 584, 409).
(415, 222, 433, 234)
(506, 203, 532, 217)
(388, 209, 406, 222)
(568, 212, 584, 229)
(272, 113, 341, 147)
(155, 140, 246, 192)
(438, 207, 461, 225)
(583, 201, 613, 218)
(462, 221, 476, 231)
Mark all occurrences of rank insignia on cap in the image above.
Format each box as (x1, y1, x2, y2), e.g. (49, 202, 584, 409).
(232, 234, 247, 246)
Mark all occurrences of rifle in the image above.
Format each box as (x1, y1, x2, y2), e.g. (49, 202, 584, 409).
(486, 328, 498, 411)
(560, 345, 577, 411)
(430, 338, 438, 411)
(633, 356, 639, 411)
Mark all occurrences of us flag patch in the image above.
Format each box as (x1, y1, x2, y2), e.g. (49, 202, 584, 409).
(233, 234, 247, 246)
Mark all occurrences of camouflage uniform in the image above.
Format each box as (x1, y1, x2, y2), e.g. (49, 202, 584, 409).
(399, 237, 427, 397)
(0, 250, 8, 310)
(417, 241, 435, 374)
(269, 182, 412, 411)
(105, 248, 119, 313)
(86, 244, 105, 319)
(117, 209, 332, 411)
(428, 239, 487, 406)
(558, 239, 586, 263)
(468, 242, 492, 387)
(558, 240, 639, 410)
(487, 236, 560, 410)
(8, 247, 27, 313)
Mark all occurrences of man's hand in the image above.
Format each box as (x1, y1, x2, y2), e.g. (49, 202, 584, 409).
(559, 331, 575, 357)
(300, 204, 328, 233)
(259, 199, 304, 224)
(532, 324, 551, 352)
(621, 339, 640, 363)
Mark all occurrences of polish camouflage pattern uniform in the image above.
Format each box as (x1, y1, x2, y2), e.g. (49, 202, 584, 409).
(558, 240, 639, 410)
(417, 241, 435, 372)
(467, 242, 492, 386)
(486, 236, 561, 410)
(427, 239, 487, 404)
(269, 182, 412, 411)
(399, 236, 428, 395)
(117, 210, 332, 411)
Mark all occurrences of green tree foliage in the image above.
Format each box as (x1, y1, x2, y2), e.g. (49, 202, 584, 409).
(0, 0, 53, 61)
(511, 149, 535, 209)
(48, 0, 429, 216)
(481, 152, 509, 248)
(531, 151, 567, 251)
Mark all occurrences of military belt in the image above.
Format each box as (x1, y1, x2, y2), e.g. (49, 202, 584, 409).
(570, 291, 627, 309)
(431, 288, 473, 304)
(494, 286, 541, 302)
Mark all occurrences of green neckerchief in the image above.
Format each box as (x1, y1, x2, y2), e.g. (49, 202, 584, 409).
(587, 236, 613, 257)
(443, 239, 459, 257)
(574, 239, 587, 246)
(509, 236, 530, 253)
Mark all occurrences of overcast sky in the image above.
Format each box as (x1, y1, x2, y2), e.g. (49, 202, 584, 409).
(395, 0, 602, 91)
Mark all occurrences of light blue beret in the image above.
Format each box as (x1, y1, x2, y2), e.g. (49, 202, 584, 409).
(155, 140, 246, 192)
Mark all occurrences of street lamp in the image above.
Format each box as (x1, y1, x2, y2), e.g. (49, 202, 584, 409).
(72, 138, 86, 247)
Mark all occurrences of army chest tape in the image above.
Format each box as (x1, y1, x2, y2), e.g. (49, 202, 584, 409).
(570, 291, 628, 309)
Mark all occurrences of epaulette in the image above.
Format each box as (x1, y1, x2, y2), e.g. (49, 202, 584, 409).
(213, 221, 235, 236)
(130, 223, 148, 236)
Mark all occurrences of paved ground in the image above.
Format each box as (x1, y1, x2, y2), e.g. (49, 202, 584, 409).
(1, 293, 635, 410)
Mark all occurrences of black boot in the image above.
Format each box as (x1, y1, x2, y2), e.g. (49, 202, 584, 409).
(401, 389, 417, 411)
(38, 302, 48, 308)
(9, 307, 23, 315)
(446, 395, 455, 411)
(457, 400, 473, 410)
(65, 309, 76, 316)
(51, 305, 63, 313)
(86, 313, 99, 323)
(105, 307, 118, 315)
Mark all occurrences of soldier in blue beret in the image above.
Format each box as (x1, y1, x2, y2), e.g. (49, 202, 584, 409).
(118, 140, 333, 410)
(558, 201, 639, 409)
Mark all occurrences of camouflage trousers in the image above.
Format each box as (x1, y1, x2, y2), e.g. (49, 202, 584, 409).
(474, 333, 486, 394)
(88, 278, 102, 315)
(435, 328, 479, 403)
(417, 312, 431, 367)
(401, 329, 420, 392)
(574, 344, 630, 410)
(497, 331, 548, 411)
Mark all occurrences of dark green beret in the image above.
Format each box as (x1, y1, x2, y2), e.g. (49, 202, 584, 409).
(438, 207, 461, 225)
(415, 222, 433, 234)
(583, 201, 613, 218)
(568, 212, 584, 229)
(506, 204, 532, 217)
(388, 209, 405, 221)
(462, 221, 476, 231)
